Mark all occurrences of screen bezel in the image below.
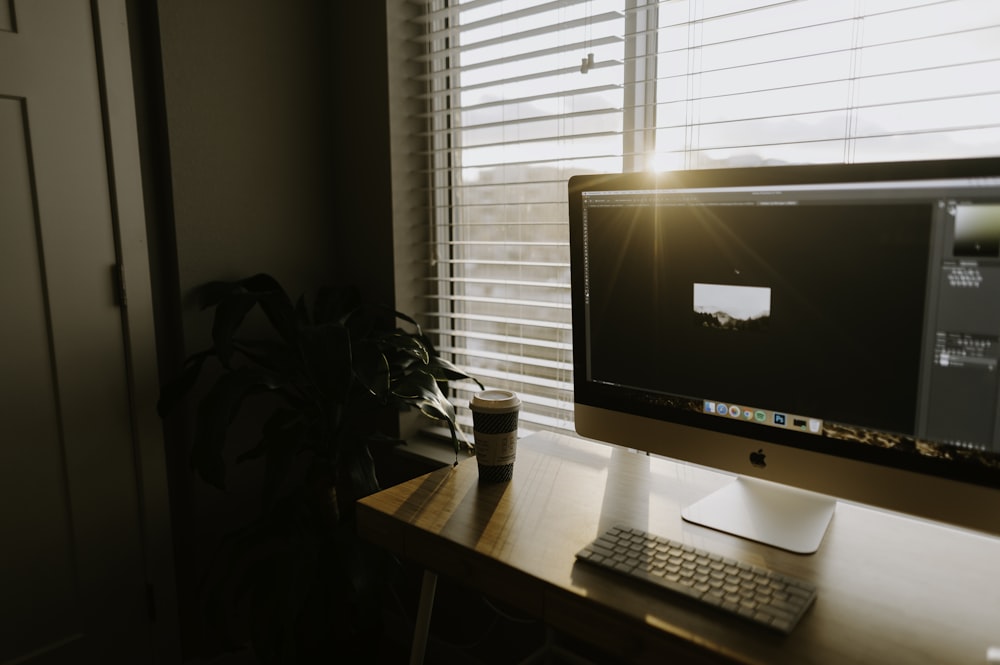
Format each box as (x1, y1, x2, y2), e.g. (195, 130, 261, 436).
(568, 157, 1000, 537)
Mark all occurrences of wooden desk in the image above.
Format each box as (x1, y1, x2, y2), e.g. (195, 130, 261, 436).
(357, 431, 1000, 664)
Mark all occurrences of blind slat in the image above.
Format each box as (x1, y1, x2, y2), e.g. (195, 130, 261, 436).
(437, 345, 573, 373)
(415, 36, 622, 72)
(423, 311, 572, 331)
(424, 107, 624, 135)
(447, 365, 573, 393)
(427, 294, 571, 309)
(430, 259, 570, 268)
(427, 328, 571, 351)
(657, 90, 1000, 132)
(431, 240, 568, 246)
(418, 10, 625, 48)
(417, 0, 597, 29)
(429, 279, 571, 290)
(422, 60, 622, 96)
(420, 83, 622, 112)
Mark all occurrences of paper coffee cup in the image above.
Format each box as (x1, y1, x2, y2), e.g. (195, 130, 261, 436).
(470, 390, 521, 482)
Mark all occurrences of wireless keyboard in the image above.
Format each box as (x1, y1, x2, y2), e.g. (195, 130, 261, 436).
(575, 525, 817, 634)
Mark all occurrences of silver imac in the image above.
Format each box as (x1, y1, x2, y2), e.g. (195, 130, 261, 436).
(569, 158, 1000, 553)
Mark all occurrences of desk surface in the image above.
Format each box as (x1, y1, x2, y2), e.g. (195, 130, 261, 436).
(357, 431, 1000, 665)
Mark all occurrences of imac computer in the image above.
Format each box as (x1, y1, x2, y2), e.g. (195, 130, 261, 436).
(568, 157, 1000, 554)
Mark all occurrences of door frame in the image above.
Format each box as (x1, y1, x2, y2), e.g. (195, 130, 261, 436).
(92, 1, 179, 661)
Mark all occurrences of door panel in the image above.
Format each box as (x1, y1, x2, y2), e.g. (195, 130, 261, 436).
(0, 2, 151, 663)
(0, 95, 84, 663)
(0, 2, 12, 33)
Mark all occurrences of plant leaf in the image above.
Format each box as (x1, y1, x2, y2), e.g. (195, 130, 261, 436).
(352, 337, 390, 401)
(299, 322, 353, 402)
(392, 369, 456, 422)
(339, 435, 380, 499)
(191, 367, 287, 489)
(425, 354, 485, 389)
(193, 274, 291, 365)
(212, 291, 259, 367)
(231, 338, 300, 375)
(381, 332, 430, 365)
(261, 421, 306, 511)
(391, 307, 421, 335)
(236, 409, 303, 464)
(249, 285, 298, 347)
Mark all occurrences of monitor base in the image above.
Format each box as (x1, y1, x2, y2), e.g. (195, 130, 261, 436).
(682, 476, 836, 554)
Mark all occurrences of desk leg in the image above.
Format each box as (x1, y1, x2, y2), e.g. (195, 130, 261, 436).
(410, 570, 438, 665)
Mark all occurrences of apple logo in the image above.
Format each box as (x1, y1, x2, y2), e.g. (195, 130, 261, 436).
(749, 448, 767, 468)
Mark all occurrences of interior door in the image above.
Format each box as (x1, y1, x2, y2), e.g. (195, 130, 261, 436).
(0, 2, 153, 663)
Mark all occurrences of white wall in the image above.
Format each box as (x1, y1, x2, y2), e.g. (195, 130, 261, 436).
(140, 1, 347, 656)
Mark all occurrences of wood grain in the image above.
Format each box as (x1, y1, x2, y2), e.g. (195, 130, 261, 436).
(357, 431, 1000, 664)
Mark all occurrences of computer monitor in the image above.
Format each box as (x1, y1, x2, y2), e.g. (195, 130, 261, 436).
(568, 158, 1000, 554)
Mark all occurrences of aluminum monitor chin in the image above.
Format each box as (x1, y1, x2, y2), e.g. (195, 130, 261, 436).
(568, 158, 1000, 552)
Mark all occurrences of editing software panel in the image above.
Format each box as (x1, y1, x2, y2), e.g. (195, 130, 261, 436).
(926, 204, 1000, 449)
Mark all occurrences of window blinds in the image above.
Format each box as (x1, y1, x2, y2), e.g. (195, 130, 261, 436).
(655, 0, 1000, 169)
(413, 0, 1000, 437)
(418, 0, 625, 436)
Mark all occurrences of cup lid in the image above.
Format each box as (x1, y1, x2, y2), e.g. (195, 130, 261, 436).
(470, 389, 521, 411)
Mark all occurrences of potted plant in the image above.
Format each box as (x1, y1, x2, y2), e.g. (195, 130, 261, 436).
(158, 273, 482, 663)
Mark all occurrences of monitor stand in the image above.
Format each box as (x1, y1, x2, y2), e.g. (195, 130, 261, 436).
(681, 476, 836, 554)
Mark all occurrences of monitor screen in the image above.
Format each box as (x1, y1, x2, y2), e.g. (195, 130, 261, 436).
(568, 158, 1000, 552)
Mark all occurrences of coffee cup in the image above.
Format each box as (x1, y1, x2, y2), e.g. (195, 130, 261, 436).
(470, 390, 521, 482)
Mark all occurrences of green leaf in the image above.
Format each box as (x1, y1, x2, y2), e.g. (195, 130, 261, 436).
(425, 354, 485, 389)
(294, 294, 310, 326)
(391, 369, 472, 455)
(391, 308, 422, 334)
(339, 436, 380, 499)
(191, 367, 287, 489)
(298, 322, 353, 402)
(381, 332, 429, 365)
(236, 409, 303, 464)
(392, 369, 456, 422)
(231, 274, 298, 346)
(252, 289, 298, 347)
(262, 427, 306, 511)
(352, 338, 390, 401)
(231, 338, 300, 375)
(206, 274, 299, 349)
(212, 291, 258, 367)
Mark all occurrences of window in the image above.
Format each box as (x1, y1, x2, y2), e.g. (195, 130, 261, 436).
(411, 0, 1000, 437)
(654, 0, 1000, 169)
